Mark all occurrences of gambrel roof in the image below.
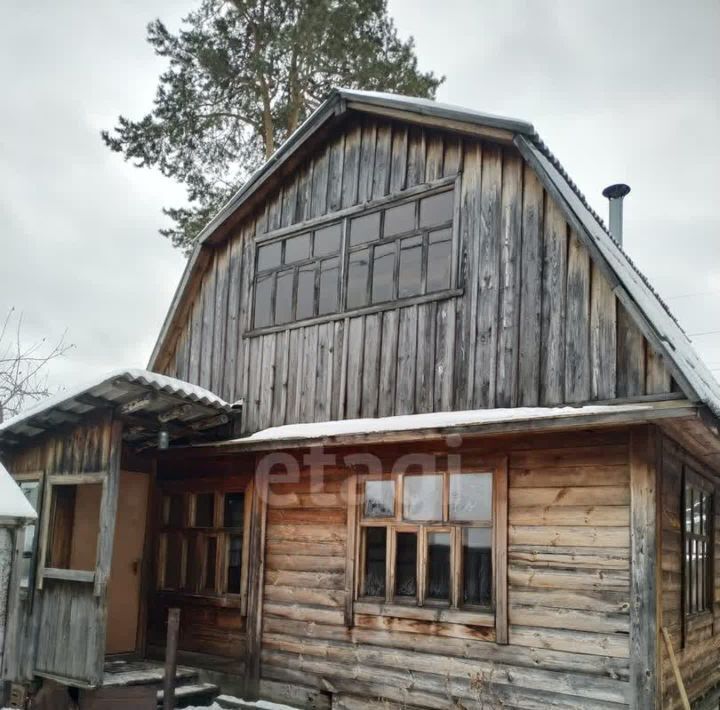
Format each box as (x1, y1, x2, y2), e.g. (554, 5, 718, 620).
(149, 88, 720, 421)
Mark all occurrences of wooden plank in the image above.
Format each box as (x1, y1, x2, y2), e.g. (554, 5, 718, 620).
(310, 146, 329, 218)
(244, 466, 269, 699)
(389, 125, 408, 193)
(361, 314, 381, 418)
(629, 425, 659, 708)
(378, 310, 399, 418)
(199, 255, 217, 389)
(442, 138, 462, 178)
(662, 627, 691, 710)
(345, 317, 365, 419)
(187, 297, 203, 384)
(565, 231, 591, 403)
(211, 245, 230, 394)
(495, 457, 509, 644)
(344, 475, 358, 628)
(395, 306, 418, 415)
(414, 302, 436, 414)
(496, 152, 522, 407)
(285, 328, 303, 424)
(473, 143, 502, 408)
(433, 300, 455, 411)
(357, 120, 377, 204)
(454, 142, 481, 409)
(372, 123, 392, 200)
(223, 236, 243, 401)
(405, 126, 426, 188)
(331, 320, 346, 421)
(315, 322, 334, 422)
(327, 134, 345, 213)
(258, 334, 277, 429)
(425, 132, 444, 181)
(539, 197, 568, 405)
(299, 326, 319, 423)
(590, 262, 617, 400)
(271, 329, 289, 426)
(341, 122, 361, 209)
(646, 346, 672, 395)
(617, 304, 646, 397)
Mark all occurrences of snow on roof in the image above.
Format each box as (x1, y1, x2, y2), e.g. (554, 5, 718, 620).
(0, 368, 231, 438)
(232, 402, 679, 446)
(0, 460, 37, 521)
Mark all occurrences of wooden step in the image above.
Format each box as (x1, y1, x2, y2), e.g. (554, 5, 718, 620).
(157, 681, 220, 709)
(103, 660, 199, 688)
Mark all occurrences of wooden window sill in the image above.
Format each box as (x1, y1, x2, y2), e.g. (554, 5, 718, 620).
(354, 600, 494, 628)
(43, 568, 95, 584)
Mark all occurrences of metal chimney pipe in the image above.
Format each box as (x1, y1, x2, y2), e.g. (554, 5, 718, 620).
(602, 183, 631, 246)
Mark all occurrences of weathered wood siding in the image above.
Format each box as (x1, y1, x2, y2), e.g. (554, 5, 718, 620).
(156, 115, 673, 433)
(660, 436, 720, 708)
(258, 430, 632, 709)
(2, 411, 119, 685)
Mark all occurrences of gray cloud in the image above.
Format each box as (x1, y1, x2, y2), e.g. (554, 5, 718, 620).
(1, 0, 718, 394)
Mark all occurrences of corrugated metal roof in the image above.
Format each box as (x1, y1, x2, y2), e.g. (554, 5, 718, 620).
(147, 88, 720, 422)
(0, 369, 233, 446)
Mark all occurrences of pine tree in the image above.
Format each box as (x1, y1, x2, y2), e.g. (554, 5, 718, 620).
(102, 0, 443, 253)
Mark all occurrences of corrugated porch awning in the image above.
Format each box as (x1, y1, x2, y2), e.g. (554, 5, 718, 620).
(0, 369, 237, 451)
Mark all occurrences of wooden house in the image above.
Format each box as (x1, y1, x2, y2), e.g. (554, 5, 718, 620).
(2, 89, 720, 709)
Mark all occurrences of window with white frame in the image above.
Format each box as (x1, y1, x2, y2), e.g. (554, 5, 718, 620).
(252, 183, 456, 330)
(358, 470, 496, 610)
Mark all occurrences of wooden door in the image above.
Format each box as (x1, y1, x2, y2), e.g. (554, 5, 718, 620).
(106, 471, 150, 655)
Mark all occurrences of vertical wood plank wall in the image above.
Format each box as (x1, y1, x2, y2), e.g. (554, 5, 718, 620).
(155, 116, 674, 433)
(659, 437, 720, 708)
(2, 412, 118, 685)
(258, 430, 632, 709)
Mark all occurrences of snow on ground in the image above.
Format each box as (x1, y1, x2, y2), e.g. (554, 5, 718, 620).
(184, 697, 299, 710)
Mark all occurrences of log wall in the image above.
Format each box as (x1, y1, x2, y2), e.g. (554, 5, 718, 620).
(258, 430, 632, 709)
(660, 436, 720, 708)
(156, 115, 674, 433)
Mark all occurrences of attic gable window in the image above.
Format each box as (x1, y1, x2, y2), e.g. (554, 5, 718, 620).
(251, 180, 457, 331)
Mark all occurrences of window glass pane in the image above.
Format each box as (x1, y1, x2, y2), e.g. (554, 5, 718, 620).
(318, 258, 339, 315)
(296, 264, 316, 320)
(186, 534, 201, 591)
(685, 485, 693, 533)
(166, 494, 184, 528)
(20, 483, 39, 584)
(314, 223, 342, 256)
(204, 537, 217, 592)
(284, 234, 311, 264)
(395, 531, 417, 598)
(384, 202, 415, 237)
(20, 554, 33, 589)
(164, 533, 183, 590)
(398, 236, 422, 298)
(371, 242, 396, 304)
(426, 531, 451, 602)
(403, 475, 443, 521)
(350, 212, 380, 246)
(347, 248, 370, 309)
(463, 527, 492, 606)
(273, 270, 294, 324)
(227, 534, 243, 594)
(224, 493, 245, 529)
(420, 191, 454, 228)
(363, 527, 386, 597)
(450, 473, 493, 521)
(254, 274, 274, 328)
(195, 493, 215, 528)
(364, 480, 395, 518)
(257, 241, 282, 271)
(427, 229, 452, 292)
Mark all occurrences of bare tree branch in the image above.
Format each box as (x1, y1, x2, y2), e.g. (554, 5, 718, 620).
(0, 308, 74, 423)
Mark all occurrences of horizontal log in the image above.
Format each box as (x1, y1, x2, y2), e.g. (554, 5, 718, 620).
(509, 525, 630, 548)
(509, 588, 630, 614)
(508, 545, 629, 570)
(510, 466, 629, 488)
(354, 613, 495, 642)
(266, 540, 346, 557)
(510, 445, 628, 470)
(509, 505, 629, 527)
(510, 485, 630, 507)
(509, 604, 629, 633)
(265, 569, 345, 590)
(264, 584, 345, 607)
(266, 524, 347, 543)
(263, 602, 346, 626)
(266, 554, 346, 572)
(267, 508, 346, 525)
(509, 566, 629, 592)
(509, 625, 629, 658)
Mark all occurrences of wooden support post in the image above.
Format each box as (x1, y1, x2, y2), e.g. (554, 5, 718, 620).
(163, 608, 181, 710)
(629, 426, 659, 709)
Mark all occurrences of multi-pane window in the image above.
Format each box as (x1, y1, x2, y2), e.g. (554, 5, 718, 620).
(252, 185, 456, 329)
(359, 470, 494, 609)
(158, 489, 249, 605)
(684, 471, 713, 616)
(253, 223, 342, 328)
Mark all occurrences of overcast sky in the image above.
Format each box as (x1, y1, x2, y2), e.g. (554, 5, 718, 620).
(1, 0, 718, 399)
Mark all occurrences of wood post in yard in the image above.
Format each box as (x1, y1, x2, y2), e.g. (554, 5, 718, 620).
(163, 607, 180, 710)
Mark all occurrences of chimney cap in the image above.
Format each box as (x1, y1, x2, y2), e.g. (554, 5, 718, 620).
(602, 183, 631, 199)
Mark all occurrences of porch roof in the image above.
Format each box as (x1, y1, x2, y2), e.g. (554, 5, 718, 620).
(0, 369, 235, 449)
(197, 397, 700, 453)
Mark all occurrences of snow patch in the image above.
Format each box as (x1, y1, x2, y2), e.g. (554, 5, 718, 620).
(0, 461, 36, 520)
